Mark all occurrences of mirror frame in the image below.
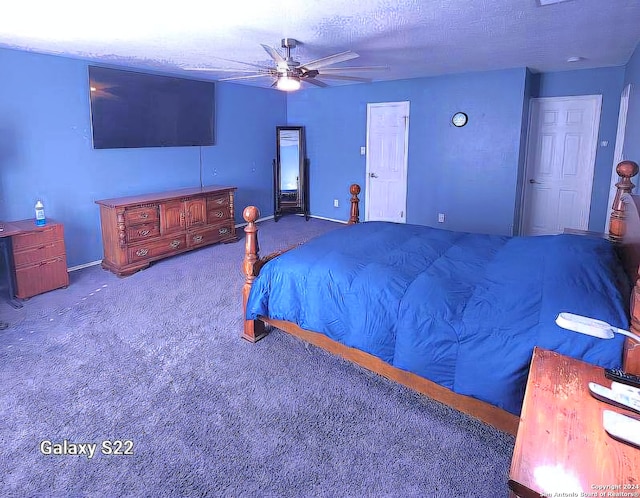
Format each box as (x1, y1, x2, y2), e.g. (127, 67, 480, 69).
(274, 126, 309, 221)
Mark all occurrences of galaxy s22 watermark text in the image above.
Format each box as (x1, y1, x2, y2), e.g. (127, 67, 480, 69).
(39, 439, 134, 459)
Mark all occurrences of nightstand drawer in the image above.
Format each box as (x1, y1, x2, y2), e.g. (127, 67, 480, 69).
(13, 241, 66, 268)
(11, 224, 63, 251)
(14, 255, 68, 299)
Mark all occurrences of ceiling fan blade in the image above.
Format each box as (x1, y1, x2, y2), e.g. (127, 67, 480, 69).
(261, 44, 286, 64)
(302, 51, 359, 71)
(219, 73, 274, 81)
(317, 66, 388, 72)
(302, 78, 328, 88)
(184, 68, 266, 73)
(182, 57, 271, 72)
(315, 74, 372, 82)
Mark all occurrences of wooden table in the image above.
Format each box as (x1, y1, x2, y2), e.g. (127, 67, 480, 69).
(509, 348, 640, 498)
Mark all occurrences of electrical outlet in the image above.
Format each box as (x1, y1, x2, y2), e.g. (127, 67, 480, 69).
(334, 199, 339, 208)
(360, 146, 366, 156)
(438, 213, 445, 223)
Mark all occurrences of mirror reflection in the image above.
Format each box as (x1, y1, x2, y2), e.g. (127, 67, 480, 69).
(274, 126, 309, 221)
(279, 130, 300, 199)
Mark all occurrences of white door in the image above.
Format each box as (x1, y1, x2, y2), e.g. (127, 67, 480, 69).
(521, 95, 602, 235)
(605, 84, 631, 230)
(365, 101, 409, 223)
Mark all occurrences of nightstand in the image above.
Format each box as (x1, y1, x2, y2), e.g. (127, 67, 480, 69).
(508, 348, 639, 497)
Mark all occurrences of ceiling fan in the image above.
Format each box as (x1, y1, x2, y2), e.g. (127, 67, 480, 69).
(186, 38, 386, 91)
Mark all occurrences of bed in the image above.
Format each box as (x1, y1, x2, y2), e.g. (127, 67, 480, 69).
(241, 162, 640, 435)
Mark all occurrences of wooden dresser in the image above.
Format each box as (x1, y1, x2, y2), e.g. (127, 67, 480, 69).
(96, 186, 238, 276)
(9, 219, 69, 299)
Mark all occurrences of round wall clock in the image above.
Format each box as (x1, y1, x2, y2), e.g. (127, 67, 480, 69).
(452, 112, 468, 127)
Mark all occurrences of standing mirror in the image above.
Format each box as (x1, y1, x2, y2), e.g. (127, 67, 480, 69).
(274, 126, 309, 221)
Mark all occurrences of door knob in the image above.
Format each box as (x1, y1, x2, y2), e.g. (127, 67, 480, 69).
(370, 172, 378, 178)
(529, 179, 541, 184)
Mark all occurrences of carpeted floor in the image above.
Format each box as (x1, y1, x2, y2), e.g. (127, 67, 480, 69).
(0, 216, 515, 497)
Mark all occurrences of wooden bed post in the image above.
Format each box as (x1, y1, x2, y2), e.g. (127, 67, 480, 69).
(242, 206, 268, 342)
(609, 160, 639, 242)
(348, 184, 361, 225)
(607, 160, 640, 374)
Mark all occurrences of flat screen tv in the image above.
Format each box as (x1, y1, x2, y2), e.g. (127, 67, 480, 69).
(88, 66, 215, 149)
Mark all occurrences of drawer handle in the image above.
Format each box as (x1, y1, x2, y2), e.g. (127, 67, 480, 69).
(135, 248, 149, 257)
(140, 212, 149, 219)
(219, 228, 229, 235)
(215, 198, 225, 205)
(38, 258, 61, 266)
(192, 235, 203, 243)
(138, 229, 150, 236)
(214, 211, 224, 218)
(170, 240, 181, 249)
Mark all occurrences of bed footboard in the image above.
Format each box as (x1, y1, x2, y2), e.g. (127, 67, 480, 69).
(241, 184, 362, 342)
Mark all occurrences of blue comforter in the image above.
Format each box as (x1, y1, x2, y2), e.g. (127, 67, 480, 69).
(246, 222, 629, 415)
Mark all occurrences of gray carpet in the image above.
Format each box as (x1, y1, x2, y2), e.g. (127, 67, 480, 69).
(0, 216, 515, 497)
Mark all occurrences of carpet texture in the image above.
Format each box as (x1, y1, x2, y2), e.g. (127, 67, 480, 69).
(0, 216, 515, 497)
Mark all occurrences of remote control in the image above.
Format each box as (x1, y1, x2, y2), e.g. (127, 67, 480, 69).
(602, 410, 640, 448)
(604, 368, 640, 388)
(611, 381, 640, 398)
(588, 383, 640, 414)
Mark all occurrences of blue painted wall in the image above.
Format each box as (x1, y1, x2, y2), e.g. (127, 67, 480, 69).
(534, 67, 625, 232)
(0, 47, 285, 267)
(288, 68, 529, 236)
(512, 68, 538, 235)
(623, 42, 640, 168)
(1, 44, 632, 268)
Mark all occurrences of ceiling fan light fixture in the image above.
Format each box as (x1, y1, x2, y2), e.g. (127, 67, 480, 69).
(277, 75, 301, 92)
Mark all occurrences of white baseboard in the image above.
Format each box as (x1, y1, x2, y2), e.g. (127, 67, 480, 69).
(235, 214, 275, 228)
(309, 215, 348, 224)
(68, 260, 102, 272)
(236, 213, 347, 226)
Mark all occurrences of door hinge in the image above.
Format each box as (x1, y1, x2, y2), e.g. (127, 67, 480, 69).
(400, 210, 404, 218)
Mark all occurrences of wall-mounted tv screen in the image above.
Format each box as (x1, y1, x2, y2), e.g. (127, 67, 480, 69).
(88, 66, 215, 149)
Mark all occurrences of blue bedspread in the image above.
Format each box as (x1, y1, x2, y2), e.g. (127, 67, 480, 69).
(246, 222, 629, 415)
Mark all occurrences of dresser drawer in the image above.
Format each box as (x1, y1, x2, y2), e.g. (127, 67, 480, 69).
(207, 206, 230, 224)
(126, 222, 160, 243)
(187, 223, 235, 248)
(207, 194, 230, 209)
(128, 236, 187, 263)
(124, 206, 159, 226)
(13, 241, 66, 268)
(12, 224, 63, 251)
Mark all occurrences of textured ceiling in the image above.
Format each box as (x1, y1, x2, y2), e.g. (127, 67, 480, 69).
(1, 0, 640, 88)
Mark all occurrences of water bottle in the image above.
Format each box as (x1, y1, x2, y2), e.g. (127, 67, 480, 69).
(35, 200, 46, 226)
